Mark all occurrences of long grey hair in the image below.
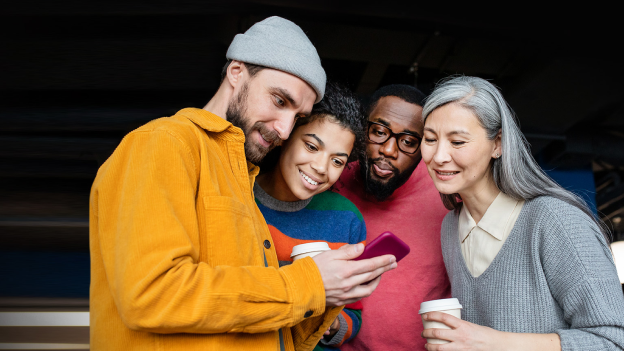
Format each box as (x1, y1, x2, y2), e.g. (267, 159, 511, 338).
(422, 76, 611, 242)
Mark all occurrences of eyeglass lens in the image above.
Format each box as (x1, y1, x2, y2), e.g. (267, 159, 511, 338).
(368, 123, 420, 154)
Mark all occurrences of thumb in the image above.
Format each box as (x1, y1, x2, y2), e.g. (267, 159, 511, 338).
(335, 243, 364, 260)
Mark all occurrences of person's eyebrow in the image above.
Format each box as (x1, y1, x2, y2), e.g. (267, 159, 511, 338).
(448, 129, 470, 136)
(334, 152, 349, 157)
(424, 127, 437, 134)
(270, 86, 311, 117)
(374, 118, 418, 136)
(304, 133, 325, 147)
(270, 87, 297, 107)
(372, 118, 391, 127)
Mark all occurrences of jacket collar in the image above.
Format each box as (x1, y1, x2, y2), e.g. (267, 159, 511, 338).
(179, 108, 245, 143)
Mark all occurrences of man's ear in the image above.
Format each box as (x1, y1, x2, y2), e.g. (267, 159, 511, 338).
(225, 60, 245, 89)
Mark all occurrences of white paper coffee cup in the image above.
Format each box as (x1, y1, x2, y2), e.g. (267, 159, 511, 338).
(419, 298, 462, 345)
(290, 242, 331, 261)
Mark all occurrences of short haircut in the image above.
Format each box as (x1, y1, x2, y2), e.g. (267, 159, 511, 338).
(368, 84, 427, 116)
(220, 59, 267, 82)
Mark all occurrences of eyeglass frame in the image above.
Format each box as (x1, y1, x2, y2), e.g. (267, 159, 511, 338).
(366, 121, 422, 155)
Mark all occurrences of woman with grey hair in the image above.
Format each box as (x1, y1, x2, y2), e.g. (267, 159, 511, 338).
(419, 76, 624, 350)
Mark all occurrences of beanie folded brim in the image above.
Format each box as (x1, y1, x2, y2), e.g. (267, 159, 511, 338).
(227, 33, 325, 103)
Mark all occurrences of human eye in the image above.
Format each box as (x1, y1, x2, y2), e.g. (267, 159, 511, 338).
(332, 158, 345, 167)
(304, 142, 318, 152)
(374, 129, 387, 137)
(274, 95, 285, 106)
(423, 137, 436, 143)
(401, 137, 417, 147)
(371, 125, 387, 136)
(451, 140, 466, 146)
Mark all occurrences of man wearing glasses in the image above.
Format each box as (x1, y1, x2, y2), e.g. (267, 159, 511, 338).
(335, 84, 451, 351)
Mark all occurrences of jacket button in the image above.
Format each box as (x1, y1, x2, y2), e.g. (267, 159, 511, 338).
(263, 240, 271, 249)
(304, 310, 313, 318)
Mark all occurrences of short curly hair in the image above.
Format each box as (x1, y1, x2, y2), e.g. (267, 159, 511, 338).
(368, 84, 426, 117)
(294, 82, 366, 163)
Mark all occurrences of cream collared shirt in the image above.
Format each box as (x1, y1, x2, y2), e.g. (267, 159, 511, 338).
(459, 192, 525, 277)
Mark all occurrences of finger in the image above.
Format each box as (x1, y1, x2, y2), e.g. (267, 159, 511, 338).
(424, 343, 440, 351)
(325, 295, 364, 307)
(331, 317, 340, 329)
(422, 311, 462, 329)
(346, 261, 395, 287)
(360, 271, 383, 290)
(348, 254, 397, 276)
(330, 243, 365, 260)
(421, 327, 453, 341)
(333, 274, 383, 302)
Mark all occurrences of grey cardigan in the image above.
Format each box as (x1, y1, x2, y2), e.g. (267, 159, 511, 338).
(441, 196, 624, 350)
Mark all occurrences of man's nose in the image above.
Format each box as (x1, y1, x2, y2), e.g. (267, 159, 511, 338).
(379, 137, 399, 159)
(273, 114, 297, 140)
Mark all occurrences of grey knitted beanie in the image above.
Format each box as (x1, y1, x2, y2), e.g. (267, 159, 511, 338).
(226, 16, 326, 103)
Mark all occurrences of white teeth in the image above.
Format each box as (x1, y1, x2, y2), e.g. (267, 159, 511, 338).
(438, 171, 458, 176)
(299, 171, 318, 185)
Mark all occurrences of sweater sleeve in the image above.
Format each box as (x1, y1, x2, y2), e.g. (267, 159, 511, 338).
(323, 209, 366, 346)
(93, 130, 327, 334)
(540, 202, 624, 350)
(350, 211, 367, 245)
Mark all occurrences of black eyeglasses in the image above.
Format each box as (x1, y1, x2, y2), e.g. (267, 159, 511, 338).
(366, 121, 422, 155)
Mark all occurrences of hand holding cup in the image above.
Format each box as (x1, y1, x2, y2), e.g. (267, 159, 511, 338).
(419, 298, 462, 344)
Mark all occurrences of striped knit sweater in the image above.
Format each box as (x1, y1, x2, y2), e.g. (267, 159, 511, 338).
(254, 183, 366, 350)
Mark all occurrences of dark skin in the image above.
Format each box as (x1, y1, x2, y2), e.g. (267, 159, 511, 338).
(365, 96, 424, 185)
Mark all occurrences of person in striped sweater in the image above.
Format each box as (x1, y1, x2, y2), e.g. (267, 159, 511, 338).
(255, 83, 366, 350)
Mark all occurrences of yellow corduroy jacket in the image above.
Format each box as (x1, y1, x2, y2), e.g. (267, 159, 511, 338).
(89, 108, 341, 351)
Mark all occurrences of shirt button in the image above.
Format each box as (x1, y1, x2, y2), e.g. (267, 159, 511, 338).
(263, 240, 271, 249)
(304, 310, 313, 318)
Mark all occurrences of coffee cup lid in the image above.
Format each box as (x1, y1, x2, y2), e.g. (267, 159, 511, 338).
(419, 298, 462, 314)
(290, 242, 331, 257)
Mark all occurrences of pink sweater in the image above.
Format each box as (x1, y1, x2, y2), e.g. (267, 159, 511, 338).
(335, 161, 450, 351)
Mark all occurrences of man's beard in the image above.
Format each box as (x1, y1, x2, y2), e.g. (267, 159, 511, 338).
(359, 154, 416, 202)
(226, 82, 281, 164)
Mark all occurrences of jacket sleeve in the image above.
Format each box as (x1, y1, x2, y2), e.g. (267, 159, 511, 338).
(92, 129, 327, 334)
(540, 204, 624, 350)
(291, 306, 342, 351)
(317, 307, 362, 347)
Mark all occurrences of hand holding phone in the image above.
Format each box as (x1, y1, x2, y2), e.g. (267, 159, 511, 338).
(353, 231, 410, 262)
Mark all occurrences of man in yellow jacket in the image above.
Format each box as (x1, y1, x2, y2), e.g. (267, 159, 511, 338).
(89, 16, 397, 351)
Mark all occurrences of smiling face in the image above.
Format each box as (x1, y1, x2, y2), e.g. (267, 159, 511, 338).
(274, 117, 355, 201)
(226, 63, 317, 164)
(421, 103, 501, 198)
(362, 96, 423, 200)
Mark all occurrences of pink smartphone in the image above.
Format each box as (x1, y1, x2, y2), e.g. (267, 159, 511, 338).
(353, 231, 410, 262)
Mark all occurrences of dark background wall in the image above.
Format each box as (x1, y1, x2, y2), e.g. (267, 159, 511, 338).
(2, 1, 624, 305)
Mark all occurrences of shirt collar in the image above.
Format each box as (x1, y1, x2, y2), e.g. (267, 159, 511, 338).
(459, 192, 520, 242)
(458, 204, 477, 242)
(179, 108, 245, 143)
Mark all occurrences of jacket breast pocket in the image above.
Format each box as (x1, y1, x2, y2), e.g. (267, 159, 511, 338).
(202, 196, 261, 266)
